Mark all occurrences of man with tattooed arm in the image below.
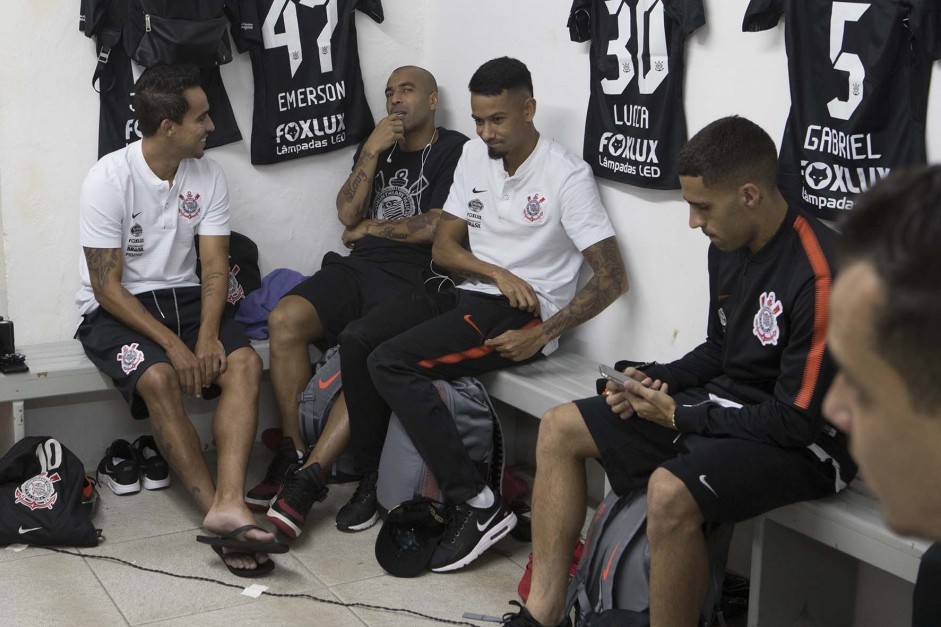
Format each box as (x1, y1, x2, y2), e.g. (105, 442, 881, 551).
(75, 65, 282, 577)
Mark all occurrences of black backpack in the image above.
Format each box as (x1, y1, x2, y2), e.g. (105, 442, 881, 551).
(0, 437, 99, 547)
(565, 490, 734, 627)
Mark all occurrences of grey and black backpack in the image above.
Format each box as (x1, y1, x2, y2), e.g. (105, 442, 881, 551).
(376, 377, 504, 514)
(298, 346, 357, 481)
(565, 489, 734, 627)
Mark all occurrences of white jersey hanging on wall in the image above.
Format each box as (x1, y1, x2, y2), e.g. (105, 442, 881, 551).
(744, 0, 941, 220)
(230, 0, 382, 165)
(569, 0, 705, 190)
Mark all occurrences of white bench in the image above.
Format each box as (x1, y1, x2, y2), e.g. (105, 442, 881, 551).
(479, 349, 929, 625)
(748, 482, 930, 626)
(0, 339, 276, 445)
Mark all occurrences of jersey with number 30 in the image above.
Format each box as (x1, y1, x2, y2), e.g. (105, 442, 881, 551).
(230, 0, 382, 165)
(744, 0, 941, 220)
(569, 0, 705, 190)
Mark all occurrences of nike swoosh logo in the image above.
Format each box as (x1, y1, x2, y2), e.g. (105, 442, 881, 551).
(463, 314, 484, 338)
(318, 371, 340, 389)
(476, 508, 502, 532)
(472, 187, 487, 194)
(601, 542, 621, 581)
(132, 212, 142, 219)
(18, 526, 41, 534)
(699, 474, 718, 497)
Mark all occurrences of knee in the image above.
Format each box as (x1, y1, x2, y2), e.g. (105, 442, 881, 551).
(224, 348, 263, 386)
(646, 468, 702, 545)
(537, 403, 583, 459)
(268, 298, 314, 343)
(137, 362, 180, 404)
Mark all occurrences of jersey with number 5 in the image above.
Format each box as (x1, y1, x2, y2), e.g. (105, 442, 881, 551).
(744, 0, 941, 221)
(230, 0, 382, 165)
(569, 0, 705, 190)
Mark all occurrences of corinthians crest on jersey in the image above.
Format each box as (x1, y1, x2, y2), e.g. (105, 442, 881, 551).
(370, 168, 428, 220)
(753, 291, 784, 347)
(178, 191, 201, 220)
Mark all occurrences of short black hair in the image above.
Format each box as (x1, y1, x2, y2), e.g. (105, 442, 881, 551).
(468, 57, 533, 97)
(676, 116, 779, 190)
(838, 166, 941, 412)
(135, 64, 202, 137)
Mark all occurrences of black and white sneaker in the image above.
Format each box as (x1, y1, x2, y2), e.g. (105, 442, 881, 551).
(131, 435, 171, 490)
(428, 499, 517, 572)
(335, 470, 379, 532)
(97, 439, 142, 495)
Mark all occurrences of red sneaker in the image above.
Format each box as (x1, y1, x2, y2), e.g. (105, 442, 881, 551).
(518, 539, 585, 602)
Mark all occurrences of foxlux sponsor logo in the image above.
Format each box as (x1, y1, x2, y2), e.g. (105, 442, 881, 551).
(799, 160, 890, 212)
(275, 114, 345, 144)
(597, 132, 661, 179)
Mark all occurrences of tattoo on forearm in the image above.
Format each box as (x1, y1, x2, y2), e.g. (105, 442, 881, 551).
(84, 247, 120, 287)
(542, 237, 627, 339)
(342, 169, 369, 203)
(202, 270, 225, 299)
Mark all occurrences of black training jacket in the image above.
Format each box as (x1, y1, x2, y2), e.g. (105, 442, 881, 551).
(644, 206, 852, 471)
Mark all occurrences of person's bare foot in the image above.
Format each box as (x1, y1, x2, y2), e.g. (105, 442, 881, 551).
(203, 506, 276, 571)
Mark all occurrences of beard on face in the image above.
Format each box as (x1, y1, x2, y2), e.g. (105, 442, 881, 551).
(487, 147, 506, 160)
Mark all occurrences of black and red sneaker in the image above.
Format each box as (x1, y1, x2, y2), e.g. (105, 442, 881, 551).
(246, 437, 300, 511)
(266, 463, 328, 540)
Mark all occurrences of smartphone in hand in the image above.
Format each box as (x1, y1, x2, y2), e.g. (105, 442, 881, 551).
(599, 364, 631, 386)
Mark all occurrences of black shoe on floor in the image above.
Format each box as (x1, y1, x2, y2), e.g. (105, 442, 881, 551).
(335, 470, 379, 532)
(97, 439, 142, 495)
(131, 435, 170, 490)
(246, 437, 300, 511)
(428, 498, 517, 572)
(500, 601, 571, 627)
(266, 462, 329, 540)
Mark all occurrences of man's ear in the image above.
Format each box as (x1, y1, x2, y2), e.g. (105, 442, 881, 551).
(523, 96, 537, 122)
(159, 118, 174, 137)
(741, 182, 762, 208)
(429, 90, 439, 112)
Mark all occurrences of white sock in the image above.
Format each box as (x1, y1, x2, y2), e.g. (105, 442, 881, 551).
(465, 485, 495, 509)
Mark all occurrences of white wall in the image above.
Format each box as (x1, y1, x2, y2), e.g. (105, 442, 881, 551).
(1, 2, 939, 624)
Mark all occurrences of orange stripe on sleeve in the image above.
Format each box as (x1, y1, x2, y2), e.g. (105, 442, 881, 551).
(793, 216, 831, 409)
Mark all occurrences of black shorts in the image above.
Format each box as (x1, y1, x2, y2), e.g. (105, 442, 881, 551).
(576, 390, 842, 523)
(286, 253, 429, 345)
(76, 286, 252, 406)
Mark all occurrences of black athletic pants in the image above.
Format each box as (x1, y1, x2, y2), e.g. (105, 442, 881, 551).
(913, 542, 941, 626)
(338, 288, 541, 504)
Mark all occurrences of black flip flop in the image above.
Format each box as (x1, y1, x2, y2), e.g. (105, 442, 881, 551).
(210, 545, 276, 578)
(196, 524, 290, 554)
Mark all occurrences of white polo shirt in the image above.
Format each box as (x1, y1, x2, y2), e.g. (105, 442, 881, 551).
(443, 136, 615, 354)
(76, 141, 230, 317)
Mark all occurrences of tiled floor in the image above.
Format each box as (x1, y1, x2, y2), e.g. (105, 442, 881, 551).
(2, 453, 534, 627)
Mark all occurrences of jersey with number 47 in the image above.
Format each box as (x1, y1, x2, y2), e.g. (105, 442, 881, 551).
(569, 0, 705, 190)
(230, 0, 382, 165)
(744, 0, 941, 220)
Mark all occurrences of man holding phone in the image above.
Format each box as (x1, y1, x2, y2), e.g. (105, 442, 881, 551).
(502, 117, 856, 627)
